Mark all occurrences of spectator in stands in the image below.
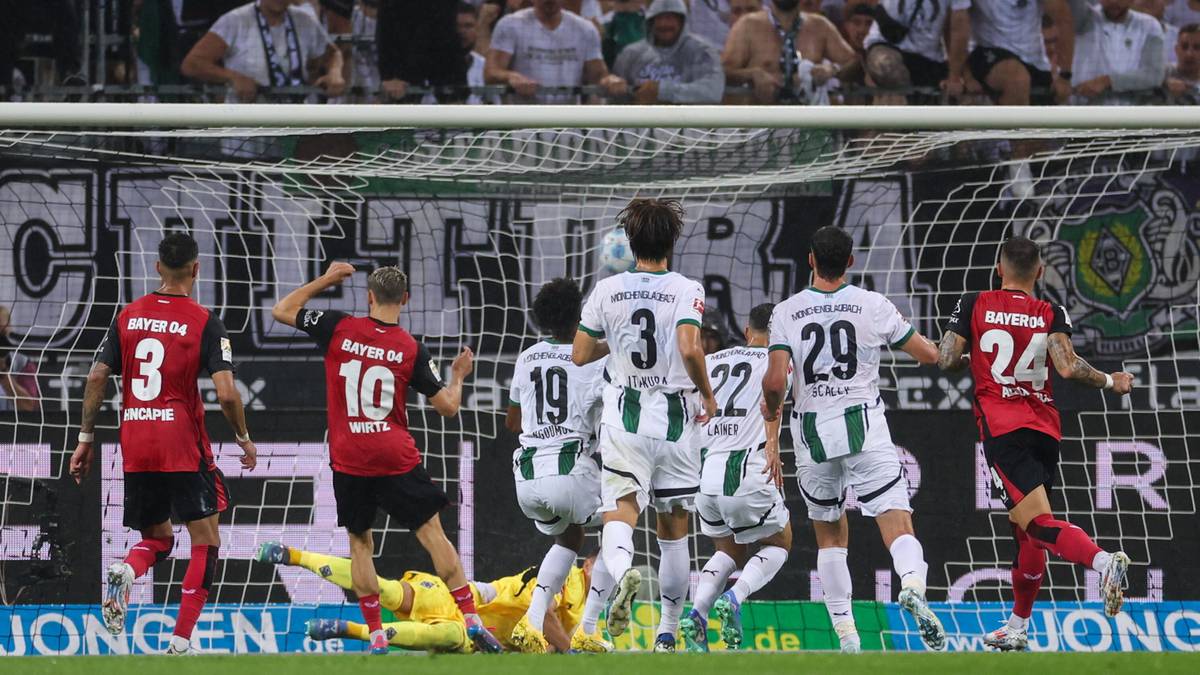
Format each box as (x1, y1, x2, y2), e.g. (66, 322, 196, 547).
(0, 306, 38, 413)
(839, 3, 875, 56)
(336, 0, 380, 101)
(691, 0, 765, 52)
(723, 0, 860, 104)
(602, 0, 647, 68)
(458, 2, 494, 104)
(1166, 22, 1200, 100)
(864, 0, 968, 104)
(1042, 12, 1073, 103)
(1071, 0, 1165, 103)
(1136, 0, 1179, 66)
(1166, 0, 1200, 27)
(485, 0, 627, 103)
(376, 0, 468, 102)
(612, 0, 725, 103)
(477, 0, 533, 55)
(182, 0, 345, 101)
(966, 0, 1075, 105)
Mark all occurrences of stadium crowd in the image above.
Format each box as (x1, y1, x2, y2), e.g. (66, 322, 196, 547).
(2, 1, 1200, 105)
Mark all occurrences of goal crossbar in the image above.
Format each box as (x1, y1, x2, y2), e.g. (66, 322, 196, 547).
(0, 103, 1196, 130)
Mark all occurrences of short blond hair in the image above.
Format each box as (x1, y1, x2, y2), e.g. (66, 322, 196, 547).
(367, 266, 408, 304)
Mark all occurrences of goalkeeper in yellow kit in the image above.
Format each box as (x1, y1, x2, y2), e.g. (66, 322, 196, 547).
(256, 541, 596, 652)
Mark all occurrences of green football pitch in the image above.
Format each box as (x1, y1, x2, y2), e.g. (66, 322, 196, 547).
(4, 653, 1198, 675)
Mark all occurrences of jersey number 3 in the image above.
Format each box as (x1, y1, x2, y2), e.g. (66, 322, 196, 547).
(631, 308, 658, 369)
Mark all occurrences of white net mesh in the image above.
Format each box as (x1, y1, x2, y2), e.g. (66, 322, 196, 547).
(0, 124, 1197, 654)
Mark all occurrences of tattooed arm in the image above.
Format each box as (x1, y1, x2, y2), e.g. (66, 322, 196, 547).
(937, 331, 970, 372)
(1047, 333, 1134, 393)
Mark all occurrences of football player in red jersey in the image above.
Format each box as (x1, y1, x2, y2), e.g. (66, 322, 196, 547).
(938, 236, 1135, 651)
(68, 233, 257, 654)
(271, 262, 502, 654)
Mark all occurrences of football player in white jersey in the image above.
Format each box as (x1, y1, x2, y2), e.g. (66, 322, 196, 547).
(573, 198, 718, 652)
(681, 303, 794, 652)
(506, 278, 615, 654)
(763, 226, 946, 653)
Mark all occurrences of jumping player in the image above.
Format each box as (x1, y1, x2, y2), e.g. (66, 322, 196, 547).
(763, 226, 946, 653)
(272, 263, 502, 654)
(682, 303, 793, 652)
(69, 233, 257, 654)
(572, 198, 718, 652)
(938, 236, 1134, 651)
(504, 278, 614, 653)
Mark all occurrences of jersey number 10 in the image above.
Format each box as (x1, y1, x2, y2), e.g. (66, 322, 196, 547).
(339, 359, 395, 420)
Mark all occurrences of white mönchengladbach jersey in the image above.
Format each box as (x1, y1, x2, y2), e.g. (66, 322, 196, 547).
(702, 346, 771, 454)
(509, 341, 605, 480)
(770, 284, 914, 463)
(579, 270, 705, 441)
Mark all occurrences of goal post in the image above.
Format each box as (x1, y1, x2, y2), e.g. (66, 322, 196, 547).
(0, 104, 1197, 655)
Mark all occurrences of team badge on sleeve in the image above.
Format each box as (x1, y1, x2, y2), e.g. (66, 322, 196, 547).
(302, 309, 324, 328)
(220, 337, 233, 362)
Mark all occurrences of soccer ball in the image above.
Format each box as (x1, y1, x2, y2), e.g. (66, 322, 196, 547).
(599, 228, 636, 273)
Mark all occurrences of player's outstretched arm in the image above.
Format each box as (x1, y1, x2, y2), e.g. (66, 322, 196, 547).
(570, 330, 609, 366)
(677, 323, 717, 421)
(899, 331, 939, 364)
(213, 370, 257, 471)
(69, 361, 111, 484)
(542, 601, 570, 653)
(271, 262, 356, 328)
(761, 399, 784, 490)
(428, 347, 475, 417)
(762, 350, 790, 422)
(1047, 333, 1134, 394)
(936, 331, 971, 372)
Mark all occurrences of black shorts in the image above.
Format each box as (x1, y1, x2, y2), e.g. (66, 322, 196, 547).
(123, 469, 229, 530)
(967, 46, 1053, 104)
(333, 465, 450, 535)
(866, 43, 949, 89)
(982, 428, 1060, 511)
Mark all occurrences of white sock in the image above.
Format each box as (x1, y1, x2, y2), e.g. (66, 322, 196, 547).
(732, 546, 788, 603)
(1007, 613, 1028, 631)
(601, 521, 636, 583)
(817, 547, 854, 628)
(692, 551, 738, 617)
(1092, 550, 1113, 574)
(656, 537, 691, 637)
(581, 554, 614, 635)
(526, 544, 576, 631)
(889, 534, 929, 594)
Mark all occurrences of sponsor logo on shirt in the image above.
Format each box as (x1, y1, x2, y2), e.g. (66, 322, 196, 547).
(302, 309, 324, 328)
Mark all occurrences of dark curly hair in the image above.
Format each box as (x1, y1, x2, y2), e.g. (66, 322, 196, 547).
(158, 232, 199, 271)
(533, 277, 583, 342)
(619, 198, 685, 263)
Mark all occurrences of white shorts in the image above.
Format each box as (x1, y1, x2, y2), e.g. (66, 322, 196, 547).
(515, 458, 602, 536)
(697, 487, 789, 545)
(599, 424, 700, 514)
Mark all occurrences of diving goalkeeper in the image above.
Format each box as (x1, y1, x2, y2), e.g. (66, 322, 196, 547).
(257, 541, 596, 653)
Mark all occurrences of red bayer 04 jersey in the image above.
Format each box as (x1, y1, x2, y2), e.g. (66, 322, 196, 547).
(944, 289, 1072, 441)
(297, 309, 446, 476)
(97, 292, 234, 472)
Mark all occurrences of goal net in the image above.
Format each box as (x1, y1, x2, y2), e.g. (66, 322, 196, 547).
(0, 110, 1197, 654)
